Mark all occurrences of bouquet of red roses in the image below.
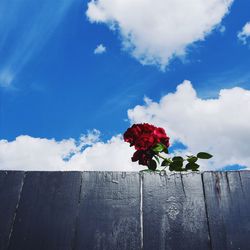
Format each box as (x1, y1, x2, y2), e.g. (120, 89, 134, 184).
(124, 123, 212, 172)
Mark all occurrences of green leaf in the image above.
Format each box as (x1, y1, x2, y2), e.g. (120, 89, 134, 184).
(197, 152, 213, 159)
(161, 159, 170, 166)
(148, 159, 157, 171)
(169, 165, 175, 171)
(170, 160, 183, 171)
(172, 156, 184, 162)
(152, 143, 166, 153)
(187, 156, 198, 163)
(186, 162, 200, 171)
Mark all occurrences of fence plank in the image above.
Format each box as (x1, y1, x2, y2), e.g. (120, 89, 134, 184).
(203, 171, 250, 250)
(7, 172, 82, 250)
(1, 170, 250, 250)
(0, 171, 24, 250)
(74, 172, 141, 250)
(143, 172, 210, 250)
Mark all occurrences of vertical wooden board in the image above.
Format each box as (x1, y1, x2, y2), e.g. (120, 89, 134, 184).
(203, 171, 250, 250)
(143, 172, 210, 250)
(202, 172, 228, 250)
(8, 171, 82, 250)
(227, 171, 250, 249)
(74, 172, 141, 250)
(0, 171, 24, 250)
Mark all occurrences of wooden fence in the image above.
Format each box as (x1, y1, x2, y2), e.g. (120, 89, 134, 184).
(0, 171, 250, 250)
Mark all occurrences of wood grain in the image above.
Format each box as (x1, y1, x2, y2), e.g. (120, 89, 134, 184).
(0, 171, 24, 250)
(7, 171, 82, 250)
(203, 171, 250, 250)
(143, 172, 210, 250)
(74, 172, 141, 250)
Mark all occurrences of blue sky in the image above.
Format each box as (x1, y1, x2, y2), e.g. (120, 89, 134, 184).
(0, 0, 250, 171)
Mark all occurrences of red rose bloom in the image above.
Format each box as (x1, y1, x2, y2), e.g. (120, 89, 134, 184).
(123, 124, 142, 146)
(124, 123, 170, 150)
(124, 123, 170, 167)
(124, 123, 211, 172)
(131, 150, 154, 166)
(153, 127, 166, 138)
(134, 134, 156, 150)
(160, 137, 170, 148)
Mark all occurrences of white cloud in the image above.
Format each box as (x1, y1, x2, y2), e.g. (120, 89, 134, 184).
(0, 136, 76, 171)
(238, 22, 250, 45)
(67, 135, 140, 171)
(94, 44, 107, 54)
(128, 80, 250, 170)
(0, 131, 140, 171)
(86, 0, 233, 69)
(1, 81, 250, 171)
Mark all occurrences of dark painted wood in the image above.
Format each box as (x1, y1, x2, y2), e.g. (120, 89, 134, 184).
(74, 172, 141, 250)
(203, 171, 250, 250)
(143, 172, 210, 250)
(0, 171, 24, 250)
(1, 170, 250, 250)
(7, 171, 82, 250)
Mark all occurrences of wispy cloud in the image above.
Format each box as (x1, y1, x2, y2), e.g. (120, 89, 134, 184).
(218, 25, 226, 34)
(0, 69, 14, 88)
(238, 21, 250, 45)
(0, 0, 74, 88)
(94, 44, 106, 54)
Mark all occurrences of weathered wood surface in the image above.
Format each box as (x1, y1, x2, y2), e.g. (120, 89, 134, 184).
(143, 172, 210, 250)
(74, 172, 141, 250)
(7, 172, 82, 250)
(203, 171, 250, 250)
(0, 171, 24, 250)
(0, 170, 250, 250)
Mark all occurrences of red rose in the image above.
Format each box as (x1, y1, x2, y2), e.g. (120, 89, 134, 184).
(134, 134, 156, 150)
(160, 137, 170, 148)
(123, 124, 142, 146)
(124, 123, 170, 151)
(131, 150, 154, 166)
(153, 127, 166, 138)
(140, 123, 155, 133)
(124, 123, 211, 172)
